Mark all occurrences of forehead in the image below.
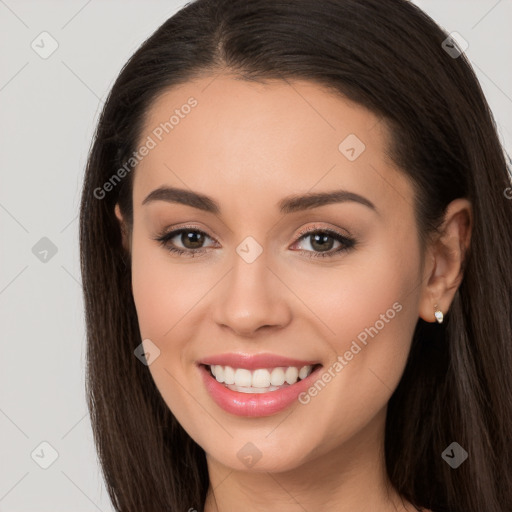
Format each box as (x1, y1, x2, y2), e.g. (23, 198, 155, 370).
(133, 74, 414, 219)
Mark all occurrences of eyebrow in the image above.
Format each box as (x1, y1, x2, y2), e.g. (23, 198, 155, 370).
(142, 186, 377, 214)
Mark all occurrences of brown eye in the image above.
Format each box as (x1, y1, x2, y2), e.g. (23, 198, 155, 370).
(292, 227, 356, 259)
(306, 232, 336, 252)
(154, 227, 216, 257)
(179, 230, 206, 249)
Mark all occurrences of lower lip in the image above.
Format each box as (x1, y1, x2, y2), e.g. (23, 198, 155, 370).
(198, 364, 322, 417)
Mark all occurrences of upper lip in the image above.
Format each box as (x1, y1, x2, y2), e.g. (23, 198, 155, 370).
(198, 352, 321, 370)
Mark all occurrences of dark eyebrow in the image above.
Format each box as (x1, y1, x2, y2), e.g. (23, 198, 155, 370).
(278, 190, 376, 214)
(142, 186, 377, 214)
(142, 186, 221, 213)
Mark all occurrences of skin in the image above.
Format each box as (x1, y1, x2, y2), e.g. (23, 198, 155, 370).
(115, 74, 472, 512)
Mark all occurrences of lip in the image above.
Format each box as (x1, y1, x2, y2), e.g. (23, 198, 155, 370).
(198, 352, 320, 370)
(198, 361, 323, 417)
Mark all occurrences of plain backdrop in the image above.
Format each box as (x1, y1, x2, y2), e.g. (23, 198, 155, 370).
(0, 1, 511, 510)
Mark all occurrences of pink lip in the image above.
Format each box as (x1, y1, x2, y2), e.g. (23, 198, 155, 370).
(198, 352, 320, 370)
(198, 362, 323, 417)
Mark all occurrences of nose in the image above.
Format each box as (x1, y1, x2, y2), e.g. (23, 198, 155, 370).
(213, 250, 292, 338)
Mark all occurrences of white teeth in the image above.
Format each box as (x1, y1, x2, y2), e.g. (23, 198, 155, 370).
(234, 368, 252, 387)
(285, 366, 299, 384)
(252, 369, 271, 388)
(299, 365, 312, 380)
(214, 365, 224, 383)
(207, 364, 315, 390)
(223, 365, 235, 385)
(270, 367, 285, 386)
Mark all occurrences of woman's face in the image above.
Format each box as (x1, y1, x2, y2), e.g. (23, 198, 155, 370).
(118, 74, 428, 472)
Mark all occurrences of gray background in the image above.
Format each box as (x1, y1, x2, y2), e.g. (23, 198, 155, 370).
(1, 1, 511, 510)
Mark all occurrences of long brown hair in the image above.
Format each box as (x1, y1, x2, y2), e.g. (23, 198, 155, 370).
(79, 0, 512, 510)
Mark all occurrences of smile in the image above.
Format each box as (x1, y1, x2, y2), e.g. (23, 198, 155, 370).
(197, 353, 323, 417)
(207, 364, 315, 393)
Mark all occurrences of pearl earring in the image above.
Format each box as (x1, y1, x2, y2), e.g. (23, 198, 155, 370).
(434, 304, 444, 324)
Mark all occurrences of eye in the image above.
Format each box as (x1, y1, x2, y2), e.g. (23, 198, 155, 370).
(291, 225, 356, 259)
(153, 226, 217, 258)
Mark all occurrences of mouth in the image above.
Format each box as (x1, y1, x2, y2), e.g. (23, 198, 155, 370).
(202, 363, 322, 394)
(197, 355, 324, 417)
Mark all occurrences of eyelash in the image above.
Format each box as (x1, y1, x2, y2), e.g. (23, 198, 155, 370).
(153, 224, 357, 259)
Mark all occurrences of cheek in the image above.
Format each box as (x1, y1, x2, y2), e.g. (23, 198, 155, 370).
(284, 232, 421, 353)
(130, 232, 210, 340)
(290, 233, 422, 439)
(286, 232, 420, 392)
(129, 234, 205, 421)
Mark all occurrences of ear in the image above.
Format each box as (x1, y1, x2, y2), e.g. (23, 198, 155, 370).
(114, 203, 131, 253)
(418, 198, 473, 323)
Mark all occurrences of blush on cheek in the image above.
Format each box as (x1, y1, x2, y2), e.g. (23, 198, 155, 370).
(130, 241, 211, 347)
